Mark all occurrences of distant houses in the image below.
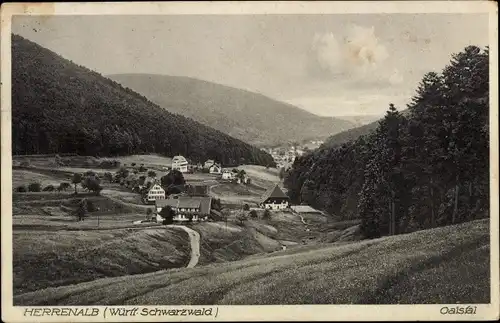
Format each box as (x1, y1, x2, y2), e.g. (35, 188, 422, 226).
(155, 196, 212, 222)
(260, 184, 290, 210)
(172, 155, 189, 173)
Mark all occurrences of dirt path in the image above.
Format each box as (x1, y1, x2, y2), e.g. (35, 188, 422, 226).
(167, 225, 200, 268)
(297, 214, 308, 226)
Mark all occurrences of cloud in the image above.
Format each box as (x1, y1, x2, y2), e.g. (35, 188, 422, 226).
(310, 24, 401, 86)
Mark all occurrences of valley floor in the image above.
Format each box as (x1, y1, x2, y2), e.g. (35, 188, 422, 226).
(14, 219, 489, 305)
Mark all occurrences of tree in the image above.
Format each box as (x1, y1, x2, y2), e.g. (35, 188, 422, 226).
(116, 167, 129, 179)
(71, 173, 82, 195)
(147, 170, 157, 178)
(263, 209, 271, 220)
(16, 185, 27, 193)
(243, 203, 250, 211)
(103, 172, 113, 182)
(81, 175, 103, 195)
(59, 182, 71, 191)
(146, 208, 153, 220)
(160, 170, 185, 188)
(76, 198, 88, 221)
(28, 182, 41, 192)
(249, 210, 258, 218)
(159, 205, 175, 225)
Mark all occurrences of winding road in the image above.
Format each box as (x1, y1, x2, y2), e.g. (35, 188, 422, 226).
(167, 225, 201, 268)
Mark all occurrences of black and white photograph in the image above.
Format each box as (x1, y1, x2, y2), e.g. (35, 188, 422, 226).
(1, 1, 498, 321)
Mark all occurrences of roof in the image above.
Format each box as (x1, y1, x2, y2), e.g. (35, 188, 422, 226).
(172, 156, 188, 164)
(156, 196, 212, 214)
(290, 205, 322, 214)
(261, 184, 289, 202)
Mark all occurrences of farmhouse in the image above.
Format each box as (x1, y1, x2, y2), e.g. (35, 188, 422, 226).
(260, 184, 290, 210)
(171, 155, 189, 173)
(144, 183, 166, 203)
(209, 163, 222, 174)
(155, 196, 212, 222)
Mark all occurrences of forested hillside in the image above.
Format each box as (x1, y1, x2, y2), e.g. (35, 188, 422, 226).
(108, 74, 356, 147)
(11, 34, 275, 167)
(285, 46, 490, 238)
(322, 110, 411, 149)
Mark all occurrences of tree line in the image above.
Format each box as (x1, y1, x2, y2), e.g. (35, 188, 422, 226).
(11, 34, 275, 167)
(285, 45, 489, 238)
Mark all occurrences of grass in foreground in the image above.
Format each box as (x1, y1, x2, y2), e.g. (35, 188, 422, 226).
(14, 219, 490, 305)
(13, 227, 189, 295)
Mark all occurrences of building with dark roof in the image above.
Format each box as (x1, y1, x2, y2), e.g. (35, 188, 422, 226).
(260, 184, 290, 210)
(155, 196, 212, 222)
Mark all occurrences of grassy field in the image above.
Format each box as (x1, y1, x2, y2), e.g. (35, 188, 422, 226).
(113, 154, 172, 168)
(13, 227, 190, 295)
(14, 219, 489, 305)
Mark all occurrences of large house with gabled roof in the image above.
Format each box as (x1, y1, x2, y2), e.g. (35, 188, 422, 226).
(172, 155, 189, 173)
(155, 196, 212, 222)
(260, 184, 290, 210)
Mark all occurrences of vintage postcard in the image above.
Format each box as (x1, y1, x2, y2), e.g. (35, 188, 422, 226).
(1, 1, 498, 322)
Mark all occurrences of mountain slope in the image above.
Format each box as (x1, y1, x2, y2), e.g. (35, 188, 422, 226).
(11, 35, 274, 166)
(108, 74, 356, 147)
(323, 109, 409, 149)
(14, 219, 490, 305)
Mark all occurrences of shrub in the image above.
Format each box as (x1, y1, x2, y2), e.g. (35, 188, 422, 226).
(243, 203, 250, 211)
(28, 182, 41, 192)
(59, 182, 71, 191)
(16, 185, 27, 193)
(43, 185, 55, 192)
(249, 210, 258, 218)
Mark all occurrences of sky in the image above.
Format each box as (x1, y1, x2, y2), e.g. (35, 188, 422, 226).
(12, 14, 489, 117)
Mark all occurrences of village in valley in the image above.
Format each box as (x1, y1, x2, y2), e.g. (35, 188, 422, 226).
(8, 9, 492, 310)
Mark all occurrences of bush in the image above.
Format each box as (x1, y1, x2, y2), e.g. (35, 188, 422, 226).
(28, 182, 41, 192)
(16, 185, 27, 193)
(43, 185, 55, 192)
(58, 182, 71, 191)
(243, 204, 250, 211)
(249, 210, 258, 218)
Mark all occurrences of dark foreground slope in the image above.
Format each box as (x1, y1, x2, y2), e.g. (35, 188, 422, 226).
(108, 73, 356, 147)
(11, 35, 274, 166)
(14, 219, 490, 305)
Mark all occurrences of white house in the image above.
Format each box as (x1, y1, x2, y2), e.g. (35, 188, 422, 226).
(209, 164, 222, 174)
(260, 184, 290, 210)
(221, 170, 233, 180)
(145, 183, 166, 203)
(171, 155, 189, 173)
(155, 196, 212, 222)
